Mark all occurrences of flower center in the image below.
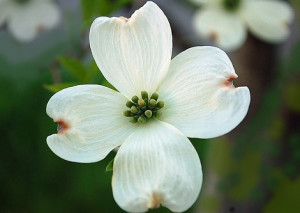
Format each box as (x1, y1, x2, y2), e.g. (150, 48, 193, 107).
(222, 0, 241, 12)
(14, 0, 30, 4)
(123, 91, 164, 124)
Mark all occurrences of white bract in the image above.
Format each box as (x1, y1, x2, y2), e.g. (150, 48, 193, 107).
(192, 0, 294, 51)
(0, 0, 60, 42)
(46, 1, 250, 212)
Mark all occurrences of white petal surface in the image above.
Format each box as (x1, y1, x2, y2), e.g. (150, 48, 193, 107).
(7, 0, 60, 42)
(193, 8, 246, 51)
(89, 1, 172, 98)
(0, 0, 15, 26)
(158, 47, 250, 139)
(46, 85, 135, 163)
(112, 121, 202, 212)
(240, 0, 294, 42)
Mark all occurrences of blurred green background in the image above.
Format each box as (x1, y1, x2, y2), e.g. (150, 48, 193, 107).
(0, 0, 299, 212)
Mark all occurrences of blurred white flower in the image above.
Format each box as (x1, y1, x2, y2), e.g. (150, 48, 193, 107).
(0, 0, 60, 42)
(193, 0, 294, 51)
(46, 1, 250, 212)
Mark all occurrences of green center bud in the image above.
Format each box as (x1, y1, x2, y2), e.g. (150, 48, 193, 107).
(150, 93, 159, 100)
(123, 91, 165, 124)
(126, 101, 133, 108)
(145, 110, 152, 118)
(130, 117, 138, 123)
(156, 101, 164, 109)
(138, 116, 146, 123)
(138, 99, 146, 108)
(132, 95, 139, 103)
(130, 106, 139, 114)
(149, 99, 157, 108)
(123, 110, 131, 117)
(222, 0, 241, 12)
(141, 91, 148, 99)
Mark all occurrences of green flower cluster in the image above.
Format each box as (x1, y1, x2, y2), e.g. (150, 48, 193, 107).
(123, 91, 164, 124)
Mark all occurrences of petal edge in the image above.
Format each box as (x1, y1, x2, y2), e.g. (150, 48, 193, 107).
(89, 1, 172, 98)
(158, 46, 250, 138)
(112, 121, 202, 212)
(46, 85, 135, 163)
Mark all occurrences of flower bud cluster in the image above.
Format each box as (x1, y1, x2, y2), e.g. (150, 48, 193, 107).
(123, 91, 164, 124)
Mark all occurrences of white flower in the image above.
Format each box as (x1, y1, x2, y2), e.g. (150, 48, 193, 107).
(0, 0, 60, 42)
(192, 0, 294, 51)
(46, 1, 250, 212)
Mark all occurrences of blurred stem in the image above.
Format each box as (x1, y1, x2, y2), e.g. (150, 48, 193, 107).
(50, 62, 62, 84)
(79, 29, 91, 59)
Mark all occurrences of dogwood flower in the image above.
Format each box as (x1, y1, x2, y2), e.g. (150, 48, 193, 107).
(193, 0, 294, 51)
(46, 1, 250, 212)
(0, 0, 60, 42)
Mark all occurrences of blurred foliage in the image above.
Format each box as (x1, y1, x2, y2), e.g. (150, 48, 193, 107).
(280, 41, 300, 80)
(81, 0, 133, 25)
(291, 0, 300, 23)
(44, 82, 79, 93)
(228, 151, 262, 201)
(105, 158, 114, 172)
(204, 24, 300, 213)
(268, 116, 285, 140)
(208, 138, 233, 178)
(285, 81, 300, 112)
(0, 0, 300, 213)
(208, 139, 262, 201)
(58, 56, 92, 83)
(44, 57, 103, 93)
(264, 174, 300, 213)
(200, 195, 221, 213)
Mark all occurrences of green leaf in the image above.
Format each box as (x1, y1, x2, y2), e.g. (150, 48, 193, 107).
(85, 61, 101, 83)
(102, 79, 116, 90)
(81, 0, 133, 26)
(285, 81, 300, 112)
(268, 117, 285, 140)
(58, 57, 87, 82)
(81, 0, 95, 21)
(44, 83, 78, 93)
(281, 41, 300, 78)
(263, 175, 300, 213)
(105, 158, 114, 172)
(208, 138, 233, 177)
(200, 195, 221, 213)
(229, 151, 262, 201)
(290, 0, 300, 23)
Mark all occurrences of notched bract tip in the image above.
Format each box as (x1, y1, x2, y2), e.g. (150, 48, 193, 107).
(224, 76, 236, 89)
(147, 192, 163, 209)
(36, 25, 45, 33)
(209, 32, 219, 42)
(119, 16, 129, 22)
(56, 120, 70, 134)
